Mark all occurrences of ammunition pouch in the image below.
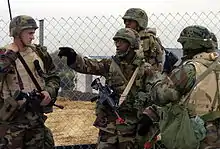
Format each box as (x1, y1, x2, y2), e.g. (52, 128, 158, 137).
(0, 96, 19, 121)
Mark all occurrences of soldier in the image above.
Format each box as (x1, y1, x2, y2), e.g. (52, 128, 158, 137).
(0, 15, 60, 149)
(122, 8, 164, 72)
(122, 8, 170, 148)
(149, 25, 220, 149)
(58, 28, 157, 149)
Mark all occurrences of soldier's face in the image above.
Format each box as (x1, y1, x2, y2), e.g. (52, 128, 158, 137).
(124, 19, 138, 30)
(114, 38, 130, 55)
(20, 29, 36, 45)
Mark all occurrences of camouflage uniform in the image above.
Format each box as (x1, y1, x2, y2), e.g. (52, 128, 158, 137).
(122, 8, 164, 72)
(0, 15, 60, 149)
(150, 25, 220, 149)
(59, 28, 156, 149)
(123, 8, 165, 148)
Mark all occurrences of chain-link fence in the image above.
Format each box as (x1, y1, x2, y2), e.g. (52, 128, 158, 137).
(0, 11, 220, 148)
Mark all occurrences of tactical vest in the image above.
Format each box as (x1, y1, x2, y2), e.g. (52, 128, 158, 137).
(1, 46, 45, 99)
(139, 28, 163, 71)
(184, 52, 219, 116)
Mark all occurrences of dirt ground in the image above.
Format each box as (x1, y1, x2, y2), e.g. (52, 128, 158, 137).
(45, 99, 99, 146)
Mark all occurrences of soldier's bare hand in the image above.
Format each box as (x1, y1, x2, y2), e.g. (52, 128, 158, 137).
(40, 91, 52, 106)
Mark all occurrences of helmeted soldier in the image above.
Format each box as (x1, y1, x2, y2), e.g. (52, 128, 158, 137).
(58, 28, 158, 149)
(122, 8, 164, 72)
(150, 25, 220, 149)
(0, 15, 60, 149)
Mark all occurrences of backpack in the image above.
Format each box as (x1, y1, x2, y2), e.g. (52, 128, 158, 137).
(159, 54, 220, 149)
(159, 103, 200, 149)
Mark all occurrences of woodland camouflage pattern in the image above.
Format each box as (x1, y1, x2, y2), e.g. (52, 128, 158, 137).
(67, 28, 158, 149)
(9, 15, 38, 37)
(123, 8, 164, 147)
(150, 25, 220, 149)
(0, 43, 60, 149)
(122, 8, 148, 29)
(123, 8, 164, 71)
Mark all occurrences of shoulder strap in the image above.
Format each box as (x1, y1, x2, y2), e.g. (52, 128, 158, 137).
(17, 52, 42, 91)
(111, 57, 140, 106)
(183, 56, 220, 105)
(118, 67, 139, 106)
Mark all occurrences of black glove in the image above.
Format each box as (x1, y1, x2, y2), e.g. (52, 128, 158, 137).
(138, 115, 153, 136)
(58, 47, 77, 66)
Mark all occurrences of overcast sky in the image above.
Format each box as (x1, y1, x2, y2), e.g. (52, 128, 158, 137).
(0, 0, 220, 19)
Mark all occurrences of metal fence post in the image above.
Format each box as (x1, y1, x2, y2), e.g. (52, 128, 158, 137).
(85, 75, 93, 93)
(39, 19, 44, 46)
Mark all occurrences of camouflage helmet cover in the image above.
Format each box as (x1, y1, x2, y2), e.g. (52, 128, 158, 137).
(211, 32, 218, 50)
(122, 8, 148, 29)
(113, 28, 140, 49)
(177, 25, 213, 51)
(9, 15, 38, 37)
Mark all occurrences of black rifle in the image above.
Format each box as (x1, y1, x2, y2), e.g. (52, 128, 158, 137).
(33, 60, 64, 110)
(14, 89, 44, 113)
(162, 49, 178, 74)
(91, 78, 125, 124)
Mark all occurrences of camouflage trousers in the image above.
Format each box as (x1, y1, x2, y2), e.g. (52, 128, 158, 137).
(0, 121, 54, 149)
(200, 121, 220, 149)
(96, 129, 140, 149)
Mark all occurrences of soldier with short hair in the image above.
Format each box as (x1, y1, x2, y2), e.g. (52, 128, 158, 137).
(0, 15, 60, 149)
(58, 28, 157, 149)
(149, 25, 220, 149)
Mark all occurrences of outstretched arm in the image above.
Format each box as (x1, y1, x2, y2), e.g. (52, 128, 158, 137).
(58, 47, 111, 76)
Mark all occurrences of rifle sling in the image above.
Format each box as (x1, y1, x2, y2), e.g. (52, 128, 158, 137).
(17, 52, 42, 91)
(119, 67, 139, 106)
(111, 57, 140, 106)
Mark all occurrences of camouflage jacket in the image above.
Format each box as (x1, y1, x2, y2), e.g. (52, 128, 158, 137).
(150, 55, 197, 106)
(70, 54, 158, 134)
(0, 44, 60, 101)
(139, 28, 164, 72)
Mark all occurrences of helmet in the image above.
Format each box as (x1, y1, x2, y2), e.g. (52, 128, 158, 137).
(122, 8, 148, 29)
(177, 25, 213, 51)
(211, 32, 218, 50)
(9, 15, 38, 37)
(113, 28, 140, 49)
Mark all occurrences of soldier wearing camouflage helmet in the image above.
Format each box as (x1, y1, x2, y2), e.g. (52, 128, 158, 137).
(123, 8, 167, 148)
(148, 25, 220, 149)
(123, 8, 165, 72)
(0, 15, 60, 148)
(58, 28, 158, 149)
(9, 15, 38, 37)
